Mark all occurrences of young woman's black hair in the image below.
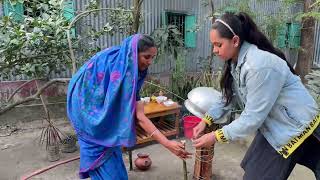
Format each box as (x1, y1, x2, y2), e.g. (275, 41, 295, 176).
(212, 12, 296, 105)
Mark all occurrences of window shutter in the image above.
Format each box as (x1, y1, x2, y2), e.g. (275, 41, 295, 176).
(3, 0, 24, 21)
(288, 23, 301, 49)
(161, 11, 168, 27)
(276, 24, 288, 48)
(63, 1, 76, 36)
(184, 15, 196, 48)
(63, 0, 75, 21)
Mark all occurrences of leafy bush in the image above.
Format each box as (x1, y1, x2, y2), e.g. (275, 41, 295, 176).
(0, 0, 72, 78)
(0, 0, 136, 80)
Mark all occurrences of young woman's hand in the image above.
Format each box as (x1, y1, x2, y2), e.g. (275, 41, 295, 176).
(193, 121, 207, 139)
(165, 140, 192, 159)
(192, 132, 216, 148)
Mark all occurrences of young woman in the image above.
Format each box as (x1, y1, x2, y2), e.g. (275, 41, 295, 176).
(192, 12, 320, 179)
(67, 34, 191, 179)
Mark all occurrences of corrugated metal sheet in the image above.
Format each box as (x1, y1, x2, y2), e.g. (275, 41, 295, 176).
(248, 0, 303, 67)
(75, 0, 206, 74)
(0, 0, 318, 81)
(75, 0, 132, 49)
(313, 21, 320, 68)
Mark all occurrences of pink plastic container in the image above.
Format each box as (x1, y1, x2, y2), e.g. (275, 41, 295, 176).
(183, 116, 201, 139)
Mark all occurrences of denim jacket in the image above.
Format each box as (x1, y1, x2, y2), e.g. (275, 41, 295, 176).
(206, 41, 319, 158)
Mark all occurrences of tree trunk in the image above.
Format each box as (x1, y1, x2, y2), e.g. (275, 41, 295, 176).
(35, 80, 51, 122)
(296, 0, 316, 81)
(132, 0, 143, 34)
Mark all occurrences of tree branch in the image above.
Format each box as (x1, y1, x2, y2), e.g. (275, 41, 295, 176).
(132, 0, 143, 34)
(310, 0, 320, 8)
(7, 78, 43, 102)
(0, 78, 70, 115)
(295, 0, 316, 80)
(0, 51, 70, 72)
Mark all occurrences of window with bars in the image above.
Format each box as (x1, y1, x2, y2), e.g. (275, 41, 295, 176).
(167, 12, 186, 41)
(162, 11, 196, 48)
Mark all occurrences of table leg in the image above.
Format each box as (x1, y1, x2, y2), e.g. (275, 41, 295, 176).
(159, 116, 164, 123)
(175, 111, 180, 138)
(128, 149, 133, 171)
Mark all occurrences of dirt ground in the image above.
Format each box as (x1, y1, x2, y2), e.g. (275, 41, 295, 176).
(0, 118, 315, 180)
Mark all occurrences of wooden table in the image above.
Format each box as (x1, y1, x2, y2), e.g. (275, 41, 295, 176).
(127, 101, 181, 170)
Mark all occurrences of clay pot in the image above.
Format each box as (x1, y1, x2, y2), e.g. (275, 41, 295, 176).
(61, 141, 77, 153)
(60, 136, 77, 153)
(47, 144, 60, 162)
(134, 153, 152, 170)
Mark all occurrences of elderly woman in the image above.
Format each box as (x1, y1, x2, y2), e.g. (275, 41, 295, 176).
(67, 34, 191, 180)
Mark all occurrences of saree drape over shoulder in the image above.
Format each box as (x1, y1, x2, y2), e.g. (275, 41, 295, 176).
(67, 34, 143, 179)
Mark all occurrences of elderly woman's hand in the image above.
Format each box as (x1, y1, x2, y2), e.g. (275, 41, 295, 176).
(165, 140, 192, 159)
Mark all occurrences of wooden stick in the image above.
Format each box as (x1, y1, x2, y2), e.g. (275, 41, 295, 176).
(193, 125, 216, 180)
(181, 140, 188, 180)
(193, 146, 202, 179)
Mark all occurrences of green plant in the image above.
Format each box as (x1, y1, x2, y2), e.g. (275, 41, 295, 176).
(0, 0, 73, 78)
(170, 53, 212, 103)
(296, 0, 320, 20)
(151, 25, 184, 63)
(0, 0, 140, 79)
(140, 78, 163, 97)
(150, 23, 191, 103)
(196, 71, 221, 90)
(212, 0, 301, 46)
(214, 0, 256, 19)
(66, 2, 138, 71)
(195, 55, 222, 90)
(0, 0, 142, 151)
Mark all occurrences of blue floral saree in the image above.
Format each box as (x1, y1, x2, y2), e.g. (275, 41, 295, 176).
(67, 34, 143, 179)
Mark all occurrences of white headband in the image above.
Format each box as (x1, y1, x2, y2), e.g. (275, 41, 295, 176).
(215, 19, 236, 36)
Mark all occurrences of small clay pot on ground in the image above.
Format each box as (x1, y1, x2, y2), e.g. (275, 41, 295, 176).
(60, 136, 77, 153)
(134, 153, 152, 171)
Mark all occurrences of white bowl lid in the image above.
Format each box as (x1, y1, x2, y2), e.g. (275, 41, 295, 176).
(184, 99, 205, 118)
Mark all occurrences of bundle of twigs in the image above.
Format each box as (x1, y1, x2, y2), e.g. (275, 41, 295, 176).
(39, 120, 64, 149)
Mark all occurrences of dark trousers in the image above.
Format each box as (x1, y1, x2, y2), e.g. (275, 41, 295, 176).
(241, 125, 320, 180)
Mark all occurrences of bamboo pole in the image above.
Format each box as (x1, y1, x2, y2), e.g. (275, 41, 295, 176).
(181, 140, 188, 180)
(193, 125, 215, 180)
